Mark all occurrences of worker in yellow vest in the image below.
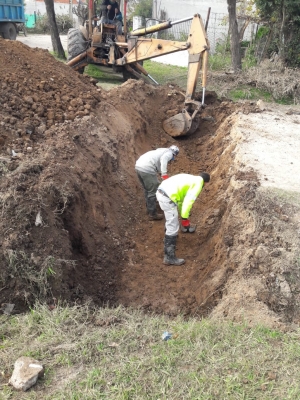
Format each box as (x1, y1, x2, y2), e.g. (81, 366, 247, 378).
(156, 172, 210, 265)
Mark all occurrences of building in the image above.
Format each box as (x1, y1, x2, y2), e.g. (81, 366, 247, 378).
(25, 0, 78, 28)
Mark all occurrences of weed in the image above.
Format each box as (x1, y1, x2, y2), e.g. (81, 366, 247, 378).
(1, 304, 300, 399)
(229, 86, 272, 102)
(4, 250, 54, 302)
(2, 251, 75, 304)
(143, 60, 188, 88)
(209, 52, 232, 71)
(0, 161, 9, 175)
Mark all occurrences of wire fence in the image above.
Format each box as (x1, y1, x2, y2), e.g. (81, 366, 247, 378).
(142, 12, 258, 54)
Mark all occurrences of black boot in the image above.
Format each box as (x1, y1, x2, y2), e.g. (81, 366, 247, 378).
(163, 235, 185, 265)
(148, 196, 163, 220)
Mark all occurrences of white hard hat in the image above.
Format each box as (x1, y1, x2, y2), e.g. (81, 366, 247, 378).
(169, 145, 179, 156)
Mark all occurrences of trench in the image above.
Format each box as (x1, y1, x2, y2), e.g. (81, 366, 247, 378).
(1, 40, 299, 325)
(50, 84, 240, 316)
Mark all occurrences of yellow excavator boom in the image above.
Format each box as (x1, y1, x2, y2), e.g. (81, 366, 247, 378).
(112, 14, 210, 137)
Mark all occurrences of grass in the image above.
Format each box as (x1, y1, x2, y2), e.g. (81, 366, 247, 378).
(143, 60, 188, 87)
(82, 59, 297, 105)
(229, 86, 273, 102)
(267, 188, 300, 208)
(86, 61, 189, 90)
(85, 64, 124, 87)
(1, 303, 300, 399)
(209, 52, 232, 71)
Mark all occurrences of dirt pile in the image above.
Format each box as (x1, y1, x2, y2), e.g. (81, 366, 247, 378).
(1, 39, 300, 328)
(0, 38, 101, 154)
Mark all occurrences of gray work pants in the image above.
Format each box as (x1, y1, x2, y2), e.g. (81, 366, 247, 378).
(100, 17, 122, 34)
(136, 170, 160, 216)
(156, 191, 179, 236)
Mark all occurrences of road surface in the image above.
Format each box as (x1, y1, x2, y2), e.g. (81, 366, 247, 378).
(17, 34, 68, 51)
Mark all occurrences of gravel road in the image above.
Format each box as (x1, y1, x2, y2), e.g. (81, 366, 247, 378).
(17, 34, 68, 51)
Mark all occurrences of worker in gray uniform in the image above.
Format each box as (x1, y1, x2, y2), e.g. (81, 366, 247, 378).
(135, 145, 180, 220)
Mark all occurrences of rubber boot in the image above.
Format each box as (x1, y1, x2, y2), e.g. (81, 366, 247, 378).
(148, 196, 163, 220)
(163, 235, 185, 265)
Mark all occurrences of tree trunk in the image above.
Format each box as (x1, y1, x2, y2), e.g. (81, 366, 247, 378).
(278, 2, 286, 59)
(227, 0, 242, 71)
(44, 0, 66, 60)
(239, 19, 250, 42)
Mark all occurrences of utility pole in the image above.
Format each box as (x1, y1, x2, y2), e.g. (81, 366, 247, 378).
(69, 0, 72, 19)
(152, 0, 157, 19)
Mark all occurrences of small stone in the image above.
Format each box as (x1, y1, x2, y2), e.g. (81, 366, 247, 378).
(270, 249, 281, 257)
(9, 356, 44, 391)
(254, 245, 268, 261)
(257, 99, 265, 111)
(267, 371, 277, 381)
(1, 303, 15, 315)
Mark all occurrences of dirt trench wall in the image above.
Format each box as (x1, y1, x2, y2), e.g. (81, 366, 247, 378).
(0, 78, 180, 309)
(210, 118, 300, 327)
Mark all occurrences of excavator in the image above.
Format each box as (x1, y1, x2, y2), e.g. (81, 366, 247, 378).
(67, 2, 210, 137)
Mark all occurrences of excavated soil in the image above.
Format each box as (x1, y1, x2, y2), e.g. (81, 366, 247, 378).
(1, 38, 300, 328)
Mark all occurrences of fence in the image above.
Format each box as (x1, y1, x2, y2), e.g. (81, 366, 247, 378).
(142, 12, 258, 54)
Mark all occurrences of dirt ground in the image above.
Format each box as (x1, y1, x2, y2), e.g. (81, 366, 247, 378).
(1, 38, 300, 328)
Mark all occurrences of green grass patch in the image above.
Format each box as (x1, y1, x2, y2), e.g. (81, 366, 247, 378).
(143, 60, 188, 87)
(209, 52, 232, 71)
(85, 64, 124, 90)
(229, 86, 273, 102)
(1, 304, 300, 399)
(49, 50, 67, 61)
(228, 86, 295, 105)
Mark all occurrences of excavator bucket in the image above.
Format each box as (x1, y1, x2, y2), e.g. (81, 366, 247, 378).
(163, 110, 200, 137)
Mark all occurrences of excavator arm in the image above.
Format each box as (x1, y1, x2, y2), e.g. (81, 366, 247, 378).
(112, 14, 210, 137)
(67, 13, 209, 137)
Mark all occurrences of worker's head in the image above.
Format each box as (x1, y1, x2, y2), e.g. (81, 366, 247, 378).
(169, 145, 179, 158)
(199, 172, 210, 183)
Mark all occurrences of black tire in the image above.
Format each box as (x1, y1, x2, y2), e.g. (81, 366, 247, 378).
(1, 22, 17, 40)
(67, 28, 87, 62)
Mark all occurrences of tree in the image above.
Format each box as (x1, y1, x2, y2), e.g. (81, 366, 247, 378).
(44, 0, 66, 60)
(127, 0, 152, 19)
(255, 0, 300, 66)
(237, 0, 258, 41)
(72, 3, 88, 26)
(227, 0, 242, 71)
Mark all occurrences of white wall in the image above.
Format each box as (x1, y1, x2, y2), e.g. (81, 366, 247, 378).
(157, 0, 228, 20)
(25, 0, 74, 16)
(152, 0, 257, 67)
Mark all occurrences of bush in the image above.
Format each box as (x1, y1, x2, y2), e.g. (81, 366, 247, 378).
(34, 13, 74, 34)
(210, 35, 231, 71)
(243, 44, 257, 69)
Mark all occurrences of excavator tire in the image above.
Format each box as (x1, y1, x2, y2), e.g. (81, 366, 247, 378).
(67, 28, 87, 74)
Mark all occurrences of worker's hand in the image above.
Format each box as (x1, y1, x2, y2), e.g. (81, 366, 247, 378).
(181, 218, 190, 228)
(181, 218, 196, 233)
(161, 175, 169, 180)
